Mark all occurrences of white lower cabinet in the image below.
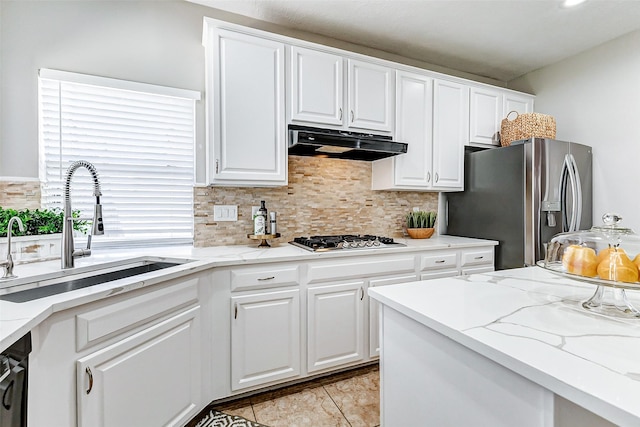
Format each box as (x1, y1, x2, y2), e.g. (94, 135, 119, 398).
(307, 281, 365, 373)
(230, 289, 301, 391)
(368, 274, 418, 357)
(76, 306, 201, 427)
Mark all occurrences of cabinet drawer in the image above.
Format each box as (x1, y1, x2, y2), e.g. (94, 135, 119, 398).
(231, 265, 299, 291)
(307, 256, 415, 283)
(421, 252, 458, 270)
(76, 278, 199, 351)
(461, 249, 494, 267)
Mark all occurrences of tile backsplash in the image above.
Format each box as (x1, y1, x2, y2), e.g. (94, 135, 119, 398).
(194, 156, 438, 247)
(0, 179, 41, 209)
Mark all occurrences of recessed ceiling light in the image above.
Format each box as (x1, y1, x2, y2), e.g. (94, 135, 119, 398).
(563, 0, 586, 7)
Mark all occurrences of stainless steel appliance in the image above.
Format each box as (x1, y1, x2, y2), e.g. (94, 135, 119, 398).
(0, 333, 31, 427)
(290, 235, 403, 251)
(288, 125, 408, 161)
(445, 138, 592, 270)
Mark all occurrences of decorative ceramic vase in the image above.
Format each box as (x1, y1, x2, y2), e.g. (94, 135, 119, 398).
(406, 228, 435, 239)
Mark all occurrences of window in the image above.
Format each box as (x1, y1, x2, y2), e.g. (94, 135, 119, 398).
(38, 69, 200, 246)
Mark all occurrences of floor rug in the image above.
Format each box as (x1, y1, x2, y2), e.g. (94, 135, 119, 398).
(192, 409, 269, 427)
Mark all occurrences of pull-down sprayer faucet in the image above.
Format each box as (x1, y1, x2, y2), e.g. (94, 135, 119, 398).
(61, 160, 104, 269)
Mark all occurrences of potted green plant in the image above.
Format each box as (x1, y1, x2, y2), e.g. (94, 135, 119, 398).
(405, 210, 437, 239)
(0, 207, 87, 262)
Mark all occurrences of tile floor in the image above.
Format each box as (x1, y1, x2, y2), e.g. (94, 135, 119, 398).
(205, 364, 380, 427)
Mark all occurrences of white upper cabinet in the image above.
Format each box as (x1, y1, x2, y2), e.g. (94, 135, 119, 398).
(504, 92, 534, 116)
(372, 74, 467, 191)
(469, 86, 502, 146)
(469, 85, 535, 147)
(289, 49, 393, 133)
(290, 46, 343, 126)
(371, 71, 433, 190)
(347, 59, 394, 133)
(432, 79, 468, 189)
(204, 24, 287, 186)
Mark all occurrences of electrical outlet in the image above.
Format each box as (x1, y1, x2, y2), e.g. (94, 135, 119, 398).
(251, 206, 260, 218)
(413, 207, 420, 212)
(213, 205, 238, 221)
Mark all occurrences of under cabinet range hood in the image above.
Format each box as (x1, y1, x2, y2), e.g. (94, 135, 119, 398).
(288, 125, 408, 161)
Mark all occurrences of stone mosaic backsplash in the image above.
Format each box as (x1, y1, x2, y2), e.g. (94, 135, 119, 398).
(1, 159, 439, 249)
(194, 156, 438, 247)
(0, 179, 41, 210)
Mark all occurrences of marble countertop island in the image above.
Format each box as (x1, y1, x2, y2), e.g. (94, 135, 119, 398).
(369, 267, 640, 426)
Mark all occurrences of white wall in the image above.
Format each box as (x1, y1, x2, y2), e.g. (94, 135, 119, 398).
(509, 29, 640, 232)
(0, 0, 505, 184)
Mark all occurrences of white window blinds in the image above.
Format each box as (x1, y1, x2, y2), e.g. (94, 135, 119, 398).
(38, 69, 199, 246)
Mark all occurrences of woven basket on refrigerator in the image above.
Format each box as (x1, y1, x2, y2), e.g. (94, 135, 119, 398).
(500, 111, 556, 147)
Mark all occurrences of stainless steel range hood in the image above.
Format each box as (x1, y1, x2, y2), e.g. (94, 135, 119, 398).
(288, 125, 408, 161)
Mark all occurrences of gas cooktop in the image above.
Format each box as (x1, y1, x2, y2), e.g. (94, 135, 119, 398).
(289, 235, 404, 252)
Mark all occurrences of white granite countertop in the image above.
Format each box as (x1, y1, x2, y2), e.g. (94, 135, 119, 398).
(0, 235, 495, 352)
(368, 267, 640, 426)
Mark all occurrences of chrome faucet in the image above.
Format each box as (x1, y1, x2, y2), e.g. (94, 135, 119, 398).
(61, 160, 104, 269)
(1, 216, 25, 279)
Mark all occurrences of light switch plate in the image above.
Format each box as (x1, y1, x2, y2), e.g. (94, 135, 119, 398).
(213, 205, 238, 221)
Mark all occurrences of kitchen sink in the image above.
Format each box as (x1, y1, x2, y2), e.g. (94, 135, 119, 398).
(0, 258, 191, 303)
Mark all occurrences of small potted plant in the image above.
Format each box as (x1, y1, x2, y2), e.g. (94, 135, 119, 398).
(405, 210, 437, 239)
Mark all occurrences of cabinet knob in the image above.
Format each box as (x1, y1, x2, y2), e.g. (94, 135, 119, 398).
(86, 367, 94, 395)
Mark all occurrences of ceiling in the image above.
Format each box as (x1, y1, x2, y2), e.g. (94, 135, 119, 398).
(186, 0, 640, 82)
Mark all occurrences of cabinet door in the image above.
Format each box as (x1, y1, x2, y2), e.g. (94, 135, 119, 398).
(368, 275, 418, 358)
(231, 289, 300, 391)
(469, 86, 502, 146)
(503, 92, 534, 116)
(207, 28, 286, 186)
(308, 281, 365, 373)
(393, 71, 433, 188)
(432, 79, 468, 190)
(290, 46, 343, 126)
(348, 59, 394, 132)
(77, 307, 201, 427)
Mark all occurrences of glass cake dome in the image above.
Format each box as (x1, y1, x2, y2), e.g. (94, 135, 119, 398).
(539, 213, 640, 318)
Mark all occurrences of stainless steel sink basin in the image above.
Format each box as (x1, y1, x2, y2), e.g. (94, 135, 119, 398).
(0, 258, 191, 303)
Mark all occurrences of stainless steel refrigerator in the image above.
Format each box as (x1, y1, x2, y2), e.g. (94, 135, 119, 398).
(445, 138, 592, 270)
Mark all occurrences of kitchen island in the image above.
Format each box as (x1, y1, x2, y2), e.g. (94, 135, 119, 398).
(369, 267, 640, 427)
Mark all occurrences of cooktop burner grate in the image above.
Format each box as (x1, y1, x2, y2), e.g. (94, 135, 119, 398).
(289, 235, 403, 252)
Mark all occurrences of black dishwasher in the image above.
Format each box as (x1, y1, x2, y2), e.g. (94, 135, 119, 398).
(0, 332, 31, 427)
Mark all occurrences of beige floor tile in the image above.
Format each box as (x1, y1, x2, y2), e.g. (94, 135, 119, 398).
(221, 405, 257, 422)
(324, 369, 380, 427)
(252, 385, 349, 427)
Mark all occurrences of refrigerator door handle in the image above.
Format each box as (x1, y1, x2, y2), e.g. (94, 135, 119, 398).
(568, 153, 582, 231)
(563, 154, 581, 232)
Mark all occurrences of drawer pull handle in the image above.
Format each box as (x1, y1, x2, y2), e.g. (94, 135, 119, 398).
(474, 256, 484, 260)
(257, 276, 275, 281)
(234, 303, 238, 319)
(360, 287, 364, 301)
(435, 260, 446, 264)
(86, 367, 93, 395)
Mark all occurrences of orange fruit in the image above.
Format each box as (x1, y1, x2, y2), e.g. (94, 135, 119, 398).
(562, 245, 598, 277)
(597, 250, 639, 283)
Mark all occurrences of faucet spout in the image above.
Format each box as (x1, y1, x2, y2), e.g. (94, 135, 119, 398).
(62, 160, 104, 269)
(1, 216, 25, 279)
